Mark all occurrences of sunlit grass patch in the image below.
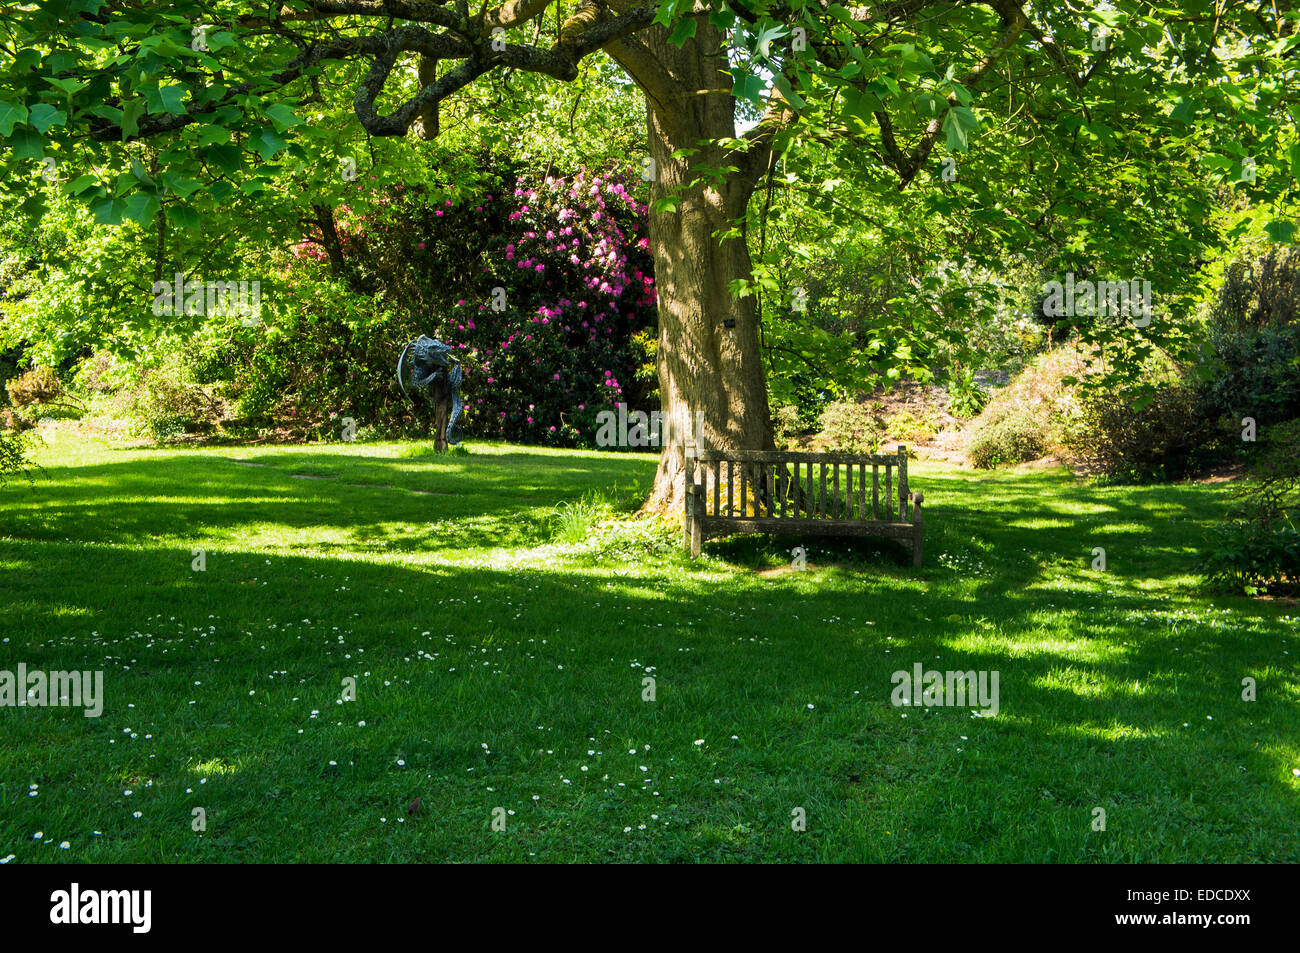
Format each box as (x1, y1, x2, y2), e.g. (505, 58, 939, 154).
(0, 435, 1297, 862)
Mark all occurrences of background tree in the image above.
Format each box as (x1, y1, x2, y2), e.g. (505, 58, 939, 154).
(1, 0, 1295, 508)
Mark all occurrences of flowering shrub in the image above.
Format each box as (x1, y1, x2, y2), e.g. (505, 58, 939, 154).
(278, 163, 658, 446)
(455, 169, 657, 444)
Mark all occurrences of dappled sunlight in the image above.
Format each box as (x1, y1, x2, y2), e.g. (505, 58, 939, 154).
(188, 758, 244, 778)
(2, 441, 1298, 863)
(1044, 721, 1174, 742)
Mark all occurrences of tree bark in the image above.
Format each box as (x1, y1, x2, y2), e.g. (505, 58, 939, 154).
(607, 21, 774, 516)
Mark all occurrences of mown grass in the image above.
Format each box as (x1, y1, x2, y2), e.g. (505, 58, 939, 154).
(1, 428, 1297, 862)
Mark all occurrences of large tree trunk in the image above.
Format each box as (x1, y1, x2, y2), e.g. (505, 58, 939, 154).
(608, 22, 774, 516)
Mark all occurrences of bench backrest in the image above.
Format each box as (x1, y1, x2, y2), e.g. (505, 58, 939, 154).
(685, 447, 911, 522)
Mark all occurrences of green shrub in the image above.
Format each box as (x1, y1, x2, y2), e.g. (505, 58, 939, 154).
(1203, 519, 1300, 596)
(123, 349, 224, 442)
(773, 404, 803, 445)
(1195, 323, 1300, 426)
(23, 401, 82, 421)
(72, 351, 124, 396)
(885, 409, 938, 443)
(5, 366, 62, 408)
(817, 401, 882, 453)
(2, 366, 84, 428)
(0, 407, 28, 432)
(1061, 380, 1221, 482)
(551, 496, 606, 544)
(966, 407, 1047, 468)
(1189, 245, 1300, 449)
(1200, 421, 1300, 595)
(162, 164, 661, 448)
(0, 428, 34, 485)
(946, 367, 988, 418)
(963, 345, 1089, 467)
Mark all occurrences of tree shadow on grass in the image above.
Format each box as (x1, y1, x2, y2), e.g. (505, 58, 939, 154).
(697, 463, 1240, 592)
(0, 447, 658, 552)
(1, 454, 1296, 860)
(3, 523, 1297, 861)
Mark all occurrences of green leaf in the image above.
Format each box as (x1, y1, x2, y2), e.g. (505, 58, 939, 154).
(1169, 97, 1196, 124)
(45, 77, 86, 96)
(157, 84, 189, 115)
(92, 197, 125, 225)
(842, 86, 882, 123)
(668, 17, 697, 46)
(951, 106, 978, 131)
(827, 4, 858, 25)
(12, 49, 41, 72)
(195, 124, 231, 147)
(64, 174, 100, 196)
(1264, 220, 1296, 243)
(652, 0, 679, 29)
(251, 128, 288, 160)
(731, 70, 766, 105)
(137, 33, 187, 59)
(755, 23, 789, 59)
(165, 204, 202, 228)
(264, 103, 302, 133)
(7, 128, 44, 160)
(121, 98, 146, 138)
(943, 111, 969, 152)
(771, 73, 806, 111)
(89, 104, 123, 125)
(203, 144, 242, 174)
(0, 102, 28, 137)
(206, 31, 238, 53)
(121, 192, 160, 224)
(162, 174, 202, 198)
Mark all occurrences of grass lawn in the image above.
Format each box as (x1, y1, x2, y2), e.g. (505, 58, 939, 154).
(1, 429, 1297, 862)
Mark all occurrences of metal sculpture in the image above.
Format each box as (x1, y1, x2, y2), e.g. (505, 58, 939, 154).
(396, 335, 463, 450)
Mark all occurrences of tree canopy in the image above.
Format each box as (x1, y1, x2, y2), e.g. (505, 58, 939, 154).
(2, 1, 1297, 504)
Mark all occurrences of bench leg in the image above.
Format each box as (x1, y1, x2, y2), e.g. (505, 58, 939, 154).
(685, 486, 702, 559)
(911, 492, 923, 567)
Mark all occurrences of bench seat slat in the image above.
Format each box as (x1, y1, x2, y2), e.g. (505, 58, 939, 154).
(696, 516, 915, 540)
(687, 449, 904, 465)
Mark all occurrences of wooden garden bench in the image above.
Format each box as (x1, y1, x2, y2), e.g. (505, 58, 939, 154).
(683, 446, 924, 566)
